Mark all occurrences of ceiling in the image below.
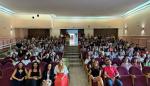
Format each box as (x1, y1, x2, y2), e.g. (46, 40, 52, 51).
(0, 0, 148, 16)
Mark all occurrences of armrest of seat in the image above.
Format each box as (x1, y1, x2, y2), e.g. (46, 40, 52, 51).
(0, 71, 2, 79)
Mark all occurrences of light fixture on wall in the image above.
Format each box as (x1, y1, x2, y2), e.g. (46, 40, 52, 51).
(141, 23, 145, 35)
(124, 24, 128, 35)
(10, 25, 13, 38)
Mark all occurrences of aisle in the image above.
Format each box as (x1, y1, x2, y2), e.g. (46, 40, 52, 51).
(69, 66, 89, 86)
(63, 46, 88, 86)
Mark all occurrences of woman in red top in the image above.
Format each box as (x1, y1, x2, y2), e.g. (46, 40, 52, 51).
(103, 59, 123, 86)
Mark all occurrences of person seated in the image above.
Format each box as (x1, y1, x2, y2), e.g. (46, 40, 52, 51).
(10, 49, 18, 57)
(89, 60, 104, 86)
(103, 59, 123, 86)
(92, 50, 99, 59)
(54, 60, 69, 86)
(84, 56, 91, 65)
(28, 62, 42, 86)
(10, 62, 28, 86)
(131, 58, 142, 70)
(87, 58, 95, 70)
(22, 55, 31, 65)
(42, 63, 55, 86)
(143, 57, 150, 66)
(12, 57, 20, 66)
(121, 57, 132, 71)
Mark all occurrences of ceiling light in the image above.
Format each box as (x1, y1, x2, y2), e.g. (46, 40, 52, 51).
(123, 0, 150, 16)
(0, 5, 15, 14)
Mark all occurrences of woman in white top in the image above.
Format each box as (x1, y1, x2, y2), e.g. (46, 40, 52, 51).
(54, 60, 69, 86)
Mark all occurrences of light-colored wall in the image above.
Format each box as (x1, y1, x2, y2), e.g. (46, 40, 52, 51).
(53, 18, 123, 37)
(10, 14, 53, 38)
(0, 13, 13, 39)
(122, 6, 150, 36)
(12, 14, 52, 28)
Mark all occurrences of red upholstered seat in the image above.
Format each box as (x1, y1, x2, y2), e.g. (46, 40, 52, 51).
(143, 66, 150, 75)
(2, 67, 14, 86)
(3, 62, 14, 69)
(129, 66, 147, 86)
(117, 66, 133, 86)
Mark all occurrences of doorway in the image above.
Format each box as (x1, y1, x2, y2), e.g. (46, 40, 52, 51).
(60, 29, 84, 46)
(67, 29, 78, 46)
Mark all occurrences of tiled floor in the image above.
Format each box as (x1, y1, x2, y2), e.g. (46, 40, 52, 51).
(69, 66, 89, 86)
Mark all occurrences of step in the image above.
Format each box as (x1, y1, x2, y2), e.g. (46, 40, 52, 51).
(64, 50, 79, 53)
(65, 46, 79, 48)
(69, 59, 81, 62)
(65, 52, 80, 55)
(64, 55, 79, 58)
(65, 49, 79, 51)
(69, 62, 82, 67)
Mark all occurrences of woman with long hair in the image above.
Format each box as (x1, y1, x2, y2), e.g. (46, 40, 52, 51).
(42, 63, 55, 86)
(121, 57, 132, 71)
(10, 62, 27, 86)
(89, 60, 104, 86)
(54, 60, 69, 86)
(143, 57, 150, 66)
(28, 62, 42, 86)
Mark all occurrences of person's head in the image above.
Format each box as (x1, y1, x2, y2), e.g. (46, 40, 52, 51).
(17, 62, 24, 70)
(44, 63, 52, 72)
(24, 55, 29, 60)
(93, 60, 99, 67)
(59, 59, 63, 66)
(131, 58, 138, 64)
(144, 57, 150, 63)
(91, 58, 95, 62)
(122, 57, 129, 63)
(32, 62, 39, 69)
(47, 63, 52, 70)
(136, 52, 140, 56)
(105, 59, 112, 66)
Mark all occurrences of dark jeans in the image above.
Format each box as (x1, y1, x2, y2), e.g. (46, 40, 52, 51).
(27, 79, 41, 86)
(11, 79, 24, 86)
(106, 78, 123, 86)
